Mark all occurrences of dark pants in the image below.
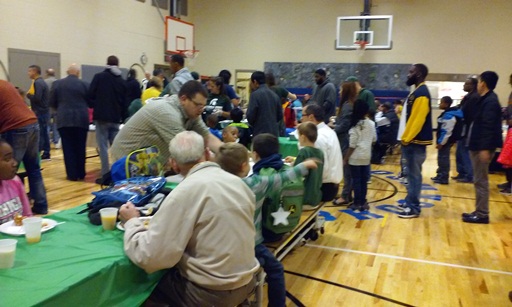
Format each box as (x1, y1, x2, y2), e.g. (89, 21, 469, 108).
(436, 143, 453, 181)
(341, 149, 353, 201)
(1, 123, 48, 213)
(59, 127, 88, 180)
(145, 268, 256, 307)
(455, 139, 473, 180)
(321, 182, 339, 202)
(255, 244, 285, 307)
(37, 112, 51, 156)
(350, 164, 370, 206)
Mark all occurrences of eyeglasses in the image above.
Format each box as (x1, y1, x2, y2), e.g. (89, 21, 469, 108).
(190, 98, 206, 109)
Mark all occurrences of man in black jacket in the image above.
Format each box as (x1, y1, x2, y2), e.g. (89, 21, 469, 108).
(88, 55, 128, 184)
(303, 69, 337, 123)
(246, 71, 282, 137)
(452, 77, 479, 183)
(27, 65, 51, 160)
(462, 71, 503, 224)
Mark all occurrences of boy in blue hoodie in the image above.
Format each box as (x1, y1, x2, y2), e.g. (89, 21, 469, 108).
(431, 96, 464, 184)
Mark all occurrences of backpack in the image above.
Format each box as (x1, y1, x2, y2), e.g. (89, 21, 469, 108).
(111, 146, 163, 182)
(260, 165, 304, 235)
(78, 176, 167, 225)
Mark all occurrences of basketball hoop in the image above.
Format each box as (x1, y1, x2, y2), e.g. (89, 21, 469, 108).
(354, 40, 368, 56)
(178, 49, 200, 66)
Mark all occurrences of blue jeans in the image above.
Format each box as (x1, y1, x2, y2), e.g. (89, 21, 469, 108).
(350, 164, 370, 206)
(455, 139, 473, 180)
(436, 143, 452, 180)
(255, 244, 285, 307)
(403, 144, 426, 214)
(37, 112, 51, 156)
(2, 123, 48, 212)
(95, 121, 119, 176)
(50, 113, 60, 144)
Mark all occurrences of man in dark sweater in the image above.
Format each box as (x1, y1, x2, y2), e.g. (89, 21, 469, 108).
(26, 65, 50, 160)
(462, 71, 503, 224)
(88, 55, 128, 184)
(246, 71, 282, 137)
(304, 69, 337, 123)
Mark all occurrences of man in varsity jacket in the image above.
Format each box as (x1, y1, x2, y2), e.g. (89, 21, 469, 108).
(398, 63, 433, 219)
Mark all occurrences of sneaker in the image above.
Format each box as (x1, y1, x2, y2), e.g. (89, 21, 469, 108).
(303, 204, 320, 211)
(497, 182, 511, 189)
(500, 188, 512, 195)
(399, 177, 408, 185)
(462, 213, 489, 224)
(398, 202, 407, 209)
(348, 204, 359, 211)
(430, 176, 440, 181)
(332, 197, 350, 206)
(55, 139, 62, 149)
(360, 203, 370, 211)
(398, 207, 419, 219)
(41, 154, 51, 161)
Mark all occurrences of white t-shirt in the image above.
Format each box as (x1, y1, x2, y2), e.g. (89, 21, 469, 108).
(315, 122, 343, 184)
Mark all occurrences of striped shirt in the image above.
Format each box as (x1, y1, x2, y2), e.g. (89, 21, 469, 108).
(110, 95, 209, 162)
(243, 164, 308, 244)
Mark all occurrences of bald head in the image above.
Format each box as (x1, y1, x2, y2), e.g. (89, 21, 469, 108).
(46, 68, 55, 77)
(67, 64, 80, 76)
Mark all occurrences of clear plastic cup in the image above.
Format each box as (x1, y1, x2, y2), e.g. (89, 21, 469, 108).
(99, 208, 119, 230)
(0, 239, 17, 269)
(23, 217, 42, 244)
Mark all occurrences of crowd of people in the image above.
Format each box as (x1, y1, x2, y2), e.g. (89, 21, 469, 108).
(1, 56, 511, 305)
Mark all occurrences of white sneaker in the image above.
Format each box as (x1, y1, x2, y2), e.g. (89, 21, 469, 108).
(55, 139, 62, 149)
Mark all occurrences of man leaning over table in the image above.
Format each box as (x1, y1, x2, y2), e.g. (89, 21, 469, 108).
(119, 131, 258, 306)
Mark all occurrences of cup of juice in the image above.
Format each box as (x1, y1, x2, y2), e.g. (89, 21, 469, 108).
(99, 208, 119, 230)
(0, 239, 17, 269)
(23, 217, 42, 244)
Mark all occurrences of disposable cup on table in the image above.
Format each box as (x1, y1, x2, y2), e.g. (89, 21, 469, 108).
(23, 217, 42, 244)
(99, 208, 119, 230)
(0, 239, 17, 269)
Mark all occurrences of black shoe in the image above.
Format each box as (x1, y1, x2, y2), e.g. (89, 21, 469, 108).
(433, 179, 449, 184)
(360, 203, 370, 211)
(500, 188, 512, 195)
(497, 182, 511, 189)
(462, 213, 489, 224)
(41, 154, 51, 161)
(431, 176, 440, 181)
(32, 207, 48, 215)
(456, 178, 473, 183)
(348, 204, 359, 211)
(461, 211, 477, 218)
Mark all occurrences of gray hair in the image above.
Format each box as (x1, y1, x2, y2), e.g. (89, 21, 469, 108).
(169, 131, 205, 165)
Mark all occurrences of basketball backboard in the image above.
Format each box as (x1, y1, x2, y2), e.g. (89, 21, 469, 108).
(165, 16, 194, 53)
(335, 15, 393, 50)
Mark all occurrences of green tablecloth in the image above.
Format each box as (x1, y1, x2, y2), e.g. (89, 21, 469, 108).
(0, 206, 163, 306)
(278, 137, 299, 157)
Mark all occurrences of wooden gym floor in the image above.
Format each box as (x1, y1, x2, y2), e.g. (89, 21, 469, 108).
(38, 145, 512, 306)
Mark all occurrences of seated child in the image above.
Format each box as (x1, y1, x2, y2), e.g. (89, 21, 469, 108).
(206, 113, 222, 140)
(0, 138, 32, 224)
(222, 126, 239, 143)
(216, 141, 318, 307)
(228, 108, 251, 148)
(284, 122, 324, 210)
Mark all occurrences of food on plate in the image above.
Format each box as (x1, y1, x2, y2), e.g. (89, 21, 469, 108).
(13, 213, 26, 226)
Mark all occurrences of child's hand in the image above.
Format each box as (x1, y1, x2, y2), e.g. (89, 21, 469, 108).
(284, 156, 296, 164)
